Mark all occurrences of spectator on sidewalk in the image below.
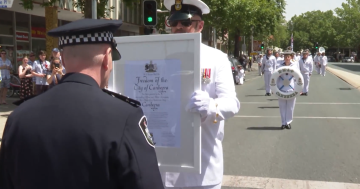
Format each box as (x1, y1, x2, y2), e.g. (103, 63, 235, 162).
(0, 49, 12, 105)
(18, 56, 33, 99)
(31, 50, 50, 95)
(50, 48, 66, 74)
(47, 57, 64, 89)
(27, 51, 37, 94)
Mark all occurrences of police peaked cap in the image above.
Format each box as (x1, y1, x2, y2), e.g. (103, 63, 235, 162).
(47, 19, 123, 61)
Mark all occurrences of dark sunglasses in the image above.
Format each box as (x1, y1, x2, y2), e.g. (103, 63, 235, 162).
(168, 19, 201, 27)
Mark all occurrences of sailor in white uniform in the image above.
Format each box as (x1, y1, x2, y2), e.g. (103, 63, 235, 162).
(299, 49, 313, 96)
(261, 48, 277, 96)
(290, 49, 300, 70)
(258, 54, 263, 76)
(277, 49, 299, 129)
(320, 52, 327, 76)
(314, 52, 321, 74)
(237, 65, 245, 85)
(274, 51, 283, 68)
(163, 0, 241, 188)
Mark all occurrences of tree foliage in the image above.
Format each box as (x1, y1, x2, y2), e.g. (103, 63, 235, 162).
(288, 0, 360, 53)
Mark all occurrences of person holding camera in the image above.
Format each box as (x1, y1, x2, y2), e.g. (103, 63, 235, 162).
(47, 57, 64, 89)
(31, 50, 50, 95)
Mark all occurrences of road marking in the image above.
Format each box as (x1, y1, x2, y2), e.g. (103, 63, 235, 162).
(222, 175, 360, 188)
(234, 115, 360, 120)
(241, 102, 360, 105)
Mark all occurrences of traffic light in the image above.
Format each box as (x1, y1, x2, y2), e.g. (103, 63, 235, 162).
(143, 0, 157, 27)
(315, 42, 318, 49)
(261, 44, 264, 49)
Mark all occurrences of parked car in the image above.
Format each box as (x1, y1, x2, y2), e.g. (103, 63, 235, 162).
(342, 57, 353, 63)
(328, 56, 336, 62)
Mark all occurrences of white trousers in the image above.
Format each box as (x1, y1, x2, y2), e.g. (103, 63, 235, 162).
(264, 71, 272, 93)
(165, 183, 221, 189)
(278, 98, 296, 125)
(302, 73, 310, 93)
(239, 77, 244, 85)
(320, 65, 326, 76)
(315, 64, 320, 74)
(258, 64, 262, 76)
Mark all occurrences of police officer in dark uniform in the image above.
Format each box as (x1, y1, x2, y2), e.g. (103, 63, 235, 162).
(0, 19, 164, 189)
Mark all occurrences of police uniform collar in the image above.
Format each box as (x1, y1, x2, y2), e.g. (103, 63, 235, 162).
(60, 73, 100, 87)
(47, 19, 122, 61)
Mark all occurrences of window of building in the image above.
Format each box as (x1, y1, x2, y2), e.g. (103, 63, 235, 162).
(31, 15, 46, 56)
(16, 12, 29, 32)
(0, 9, 13, 35)
(32, 39, 46, 56)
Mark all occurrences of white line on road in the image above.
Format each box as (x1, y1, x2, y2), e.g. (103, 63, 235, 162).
(241, 102, 360, 105)
(222, 175, 360, 188)
(234, 115, 360, 120)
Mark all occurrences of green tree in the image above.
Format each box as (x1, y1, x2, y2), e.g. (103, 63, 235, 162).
(335, 0, 360, 51)
(288, 10, 338, 52)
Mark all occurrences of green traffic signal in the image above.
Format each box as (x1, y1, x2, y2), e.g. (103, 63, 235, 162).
(148, 17, 153, 22)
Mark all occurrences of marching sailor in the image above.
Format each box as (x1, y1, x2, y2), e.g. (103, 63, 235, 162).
(320, 52, 327, 76)
(290, 49, 300, 70)
(237, 64, 245, 85)
(274, 51, 283, 69)
(163, 0, 241, 188)
(277, 49, 299, 129)
(261, 48, 277, 96)
(299, 49, 313, 96)
(258, 54, 263, 76)
(314, 52, 321, 74)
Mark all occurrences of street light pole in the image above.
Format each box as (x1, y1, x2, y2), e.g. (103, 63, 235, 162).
(92, 0, 97, 19)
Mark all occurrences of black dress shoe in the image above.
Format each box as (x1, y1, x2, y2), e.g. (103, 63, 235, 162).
(286, 124, 291, 129)
(304, 93, 308, 96)
(281, 125, 286, 129)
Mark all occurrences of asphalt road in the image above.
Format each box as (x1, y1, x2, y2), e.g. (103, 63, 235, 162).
(222, 67, 360, 188)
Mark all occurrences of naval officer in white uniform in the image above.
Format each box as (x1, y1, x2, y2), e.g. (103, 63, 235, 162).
(277, 49, 299, 129)
(314, 52, 321, 74)
(299, 49, 313, 96)
(163, 0, 241, 188)
(261, 48, 277, 96)
(320, 52, 328, 76)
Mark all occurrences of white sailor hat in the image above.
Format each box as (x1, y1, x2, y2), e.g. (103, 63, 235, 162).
(164, 0, 210, 21)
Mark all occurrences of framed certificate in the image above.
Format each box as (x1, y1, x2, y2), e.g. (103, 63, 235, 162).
(109, 33, 202, 174)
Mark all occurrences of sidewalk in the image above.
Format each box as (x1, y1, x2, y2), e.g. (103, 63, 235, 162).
(327, 66, 360, 91)
(0, 97, 18, 145)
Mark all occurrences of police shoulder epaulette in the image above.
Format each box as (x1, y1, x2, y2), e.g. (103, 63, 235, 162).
(102, 89, 141, 107)
(13, 95, 36, 106)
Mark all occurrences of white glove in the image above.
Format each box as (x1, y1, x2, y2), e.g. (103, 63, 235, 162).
(185, 90, 212, 118)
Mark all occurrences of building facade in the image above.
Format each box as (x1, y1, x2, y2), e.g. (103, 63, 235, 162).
(0, 0, 143, 73)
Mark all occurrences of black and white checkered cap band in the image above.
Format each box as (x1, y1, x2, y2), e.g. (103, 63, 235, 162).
(59, 31, 114, 47)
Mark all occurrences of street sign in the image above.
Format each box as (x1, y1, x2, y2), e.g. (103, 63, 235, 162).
(0, 0, 14, 8)
(250, 52, 258, 56)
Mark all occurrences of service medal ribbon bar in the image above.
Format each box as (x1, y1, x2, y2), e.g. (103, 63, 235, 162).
(202, 68, 211, 84)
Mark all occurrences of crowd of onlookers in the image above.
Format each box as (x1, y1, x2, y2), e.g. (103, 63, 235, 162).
(0, 48, 65, 105)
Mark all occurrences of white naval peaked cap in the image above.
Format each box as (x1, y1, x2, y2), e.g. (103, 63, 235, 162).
(164, 0, 210, 15)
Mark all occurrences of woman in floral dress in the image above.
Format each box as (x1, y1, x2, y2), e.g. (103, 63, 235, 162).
(18, 56, 33, 99)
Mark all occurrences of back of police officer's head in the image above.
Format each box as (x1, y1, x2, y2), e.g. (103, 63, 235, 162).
(62, 44, 113, 88)
(47, 19, 123, 89)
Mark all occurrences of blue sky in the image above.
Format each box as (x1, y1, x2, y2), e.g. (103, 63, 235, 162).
(284, 0, 347, 21)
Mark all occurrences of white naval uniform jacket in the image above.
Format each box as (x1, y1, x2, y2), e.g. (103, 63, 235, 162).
(163, 44, 241, 187)
(320, 56, 328, 66)
(299, 57, 313, 74)
(261, 55, 277, 73)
